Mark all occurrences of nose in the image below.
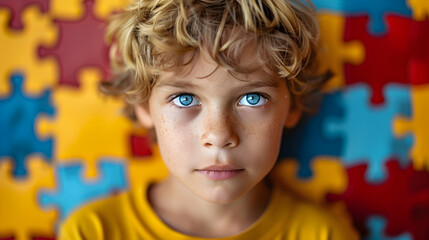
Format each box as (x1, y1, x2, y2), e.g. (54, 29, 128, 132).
(200, 109, 239, 149)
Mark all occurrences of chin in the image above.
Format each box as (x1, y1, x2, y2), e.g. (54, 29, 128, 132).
(197, 185, 245, 204)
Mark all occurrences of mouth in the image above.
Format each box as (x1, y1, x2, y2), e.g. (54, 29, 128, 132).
(196, 165, 244, 180)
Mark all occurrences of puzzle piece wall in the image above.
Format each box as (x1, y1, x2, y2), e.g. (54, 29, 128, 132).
(0, 0, 428, 239)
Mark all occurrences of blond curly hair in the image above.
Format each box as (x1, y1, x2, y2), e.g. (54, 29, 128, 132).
(102, 0, 329, 119)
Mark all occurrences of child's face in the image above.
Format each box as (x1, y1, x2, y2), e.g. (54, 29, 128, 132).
(136, 50, 300, 204)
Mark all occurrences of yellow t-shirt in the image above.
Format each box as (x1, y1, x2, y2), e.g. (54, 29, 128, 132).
(59, 180, 358, 240)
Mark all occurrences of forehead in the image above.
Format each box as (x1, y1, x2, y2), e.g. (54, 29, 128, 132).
(156, 48, 281, 87)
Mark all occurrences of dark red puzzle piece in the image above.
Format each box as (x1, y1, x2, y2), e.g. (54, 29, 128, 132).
(33, 237, 55, 240)
(0, 0, 49, 29)
(0, 237, 14, 240)
(38, 0, 110, 87)
(130, 135, 152, 157)
(327, 160, 429, 240)
(344, 15, 414, 104)
(409, 19, 429, 85)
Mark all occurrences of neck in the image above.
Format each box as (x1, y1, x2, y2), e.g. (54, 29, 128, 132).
(148, 175, 272, 238)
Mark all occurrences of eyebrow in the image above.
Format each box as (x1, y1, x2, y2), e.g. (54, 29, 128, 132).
(155, 81, 199, 89)
(155, 79, 280, 89)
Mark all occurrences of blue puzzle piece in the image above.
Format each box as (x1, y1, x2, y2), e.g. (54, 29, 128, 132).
(311, 0, 412, 35)
(324, 84, 412, 183)
(0, 73, 54, 178)
(365, 216, 413, 240)
(38, 159, 128, 219)
(278, 92, 343, 179)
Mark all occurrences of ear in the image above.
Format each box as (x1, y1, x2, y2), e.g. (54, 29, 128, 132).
(284, 107, 302, 128)
(134, 103, 154, 129)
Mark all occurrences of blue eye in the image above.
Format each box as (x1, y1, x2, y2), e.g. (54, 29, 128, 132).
(239, 93, 266, 106)
(172, 94, 200, 107)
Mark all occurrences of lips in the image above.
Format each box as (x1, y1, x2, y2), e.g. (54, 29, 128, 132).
(199, 164, 242, 171)
(197, 165, 244, 180)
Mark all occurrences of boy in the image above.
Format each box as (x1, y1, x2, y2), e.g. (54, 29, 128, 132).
(59, 0, 358, 239)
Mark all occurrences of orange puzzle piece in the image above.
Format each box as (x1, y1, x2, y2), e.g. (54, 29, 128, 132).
(271, 157, 348, 204)
(50, 0, 130, 20)
(37, 68, 135, 179)
(0, 5, 58, 95)
(407, 0, 429, 21)
(317, 14, 365, 91)
(0, 157, 57, 240)
(394, 84, 429, 171)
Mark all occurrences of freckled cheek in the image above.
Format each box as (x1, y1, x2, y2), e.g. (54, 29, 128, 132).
(154, 111, 197, 165)
(156, 115, 188, 143)
(239, 110, 286, 141)
(241, 120, 284, 159)
(239, 114, 286, 166)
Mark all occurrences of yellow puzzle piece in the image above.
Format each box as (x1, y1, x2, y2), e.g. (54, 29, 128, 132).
(50, 0, 83, 20)
(94, 0, 131, 19)
(0, 157, 57, 240)
(317, 14, 365, 91)
(272, 157, 359, 239)
(394, 84, 429, 171)
(270, 157, 348, 204)
(407, 0, 429, 21)
(50, 0, 131, 20)
(37, 68, 135, 179)
(0, 5, 58, 95)
(128, 145, 168, 188)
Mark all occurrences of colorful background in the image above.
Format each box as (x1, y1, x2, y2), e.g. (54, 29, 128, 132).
(0, 0, 428, 239)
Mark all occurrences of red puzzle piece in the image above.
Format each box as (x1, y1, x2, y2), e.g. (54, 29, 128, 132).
(0, 237, 14, 240)
(409, 19, 429, 85)
(409, 165, 429, 194)
(345, 15, 414, 104)
(130, 135, 152, 157)
(0, 0, 49, 29)
(327, 160, 429, 240)
(38, 0, 110, 87)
